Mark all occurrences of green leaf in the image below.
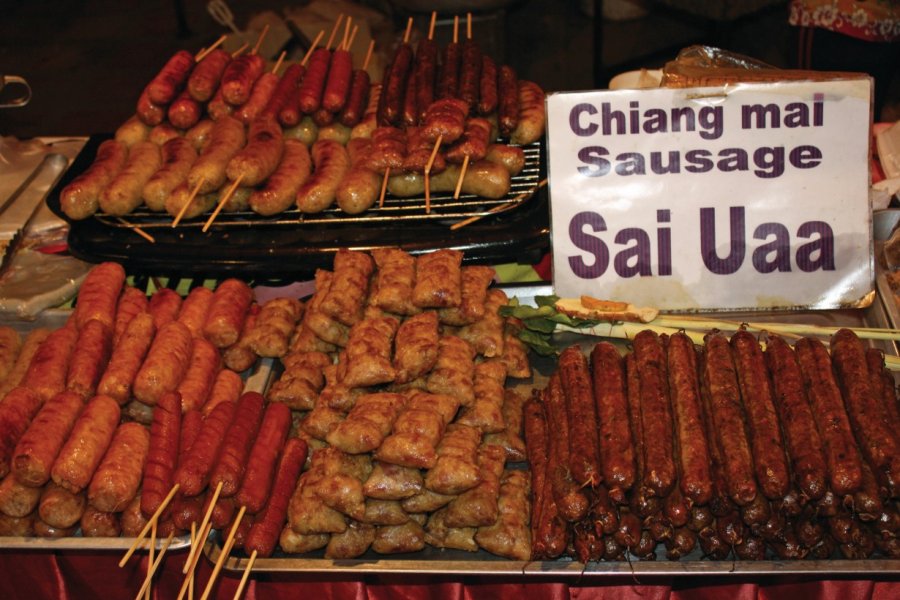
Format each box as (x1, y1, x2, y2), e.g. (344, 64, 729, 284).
(518, 329, 559, 356)
(523, 317, 558, 334)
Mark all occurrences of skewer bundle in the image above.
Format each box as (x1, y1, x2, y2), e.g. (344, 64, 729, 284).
(58, 13, 547, 225)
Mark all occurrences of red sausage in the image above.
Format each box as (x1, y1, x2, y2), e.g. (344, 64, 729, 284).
(297, 48, 331, 114)
(322, 49, 353, 113)
(234, 402, 291, 512)
(458, 40, 482, 112)
(558, 346, 601, 487)
(264, 63, 305, 119)
(497, 65, 519, 136)
(187, 48, 230, 102)
(112, 286, 148, 347)
(338, 69, 370, 127)
(221, 54, 266, 106)
(147, 50, 194, 105)
(168, 89, 202, 130)
(414, 38, 438, 123)
(65, 319, 113, 400)
(141, 391, 182, 518)
(632, 330, 676, 498)
(21, 324, 79, 404)
(278, 74, 306, 128)
(378, 43, 413, 126)
(437, 42, 461, 101)
(477, 55, 498, 115)
(12, 390, 84, 487)
(209, 391, 266, 497)
(591, 342, 635, 503)
(245, 437, 308, 557)
(236, 72, 280, 124)
(147, 288, 182, 330)
(74, 262, 126, 333)
(174, 400, 236, 496)
(136, 87, 166, 127)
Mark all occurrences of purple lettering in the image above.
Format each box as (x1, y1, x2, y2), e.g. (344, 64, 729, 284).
(752, 222, 791, 273)
(753, 147, 785, 178)
(700, 206, 746, 275)
(796, 221, 836, 271)
(614, 228, 653, 277)
(577, 146, 610, 177)
(789, 145, 822, 169)
(569, 103, 598, 136)
(568, 211, 610, 278)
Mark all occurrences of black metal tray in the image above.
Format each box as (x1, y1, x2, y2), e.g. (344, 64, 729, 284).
(45, 135, 550, 278)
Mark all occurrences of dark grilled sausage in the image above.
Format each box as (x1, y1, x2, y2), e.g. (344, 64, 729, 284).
(458, 40, 482, 112)
(187, 48, 230, 102)
(141, 391, 181, 517)
(264, 63, 305, 119)
(378, 43, 413, 126)
(414, 39, 438, 123)
(497, 65, 519, 136)
(338, 69, 370, 127)
(235, 402, 292, 513)
(558, 346, 601, 488)
(477, 55, 498, 115)
(210, 391, 265, 497)
(546, 374, 589, 522)
(147, 50, 194, 105)
(298, 48, 331, 114)
(221, 54, 266, 106)
(437, 41, 461, 101)
(632, 331, 676, 498)
(590, 342, 634, 503)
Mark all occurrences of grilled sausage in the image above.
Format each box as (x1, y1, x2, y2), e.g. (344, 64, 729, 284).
(210, 391, 265, 497)
(146, 50, 194, 105)
(142, 137, 197, 212)
(174, 399, 236, 496)
(98, 141, 162, 216)
(0, 387, 43, 478)
(97, 312, 156, 405)
(12, 390, 84, 487)
(88, 421, 150, 512)
(60, 139, 128, 220)
(187, 48, 230, 102)
(226, 114, 285, 186)
(50, 394, 121, 494)
(132, 320, 192, 407)
(296, 139, 351, 213)
(65, 319, 112, 400)
(203, 278, 254, 348)
(235, 401, 292, 513)
(221, 53, 266, 106)
(21, 324, 79, 404)
(141, 390, 181, 517)
(298, 48, 331, 114)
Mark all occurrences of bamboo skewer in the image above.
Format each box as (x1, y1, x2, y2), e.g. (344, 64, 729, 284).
(231, 43, 249, 58)
(199, 506, 248, 600)
(342, 16, 353, 50)
(467, 12, 473, 40)
(176, 520, 212, 600)
(173, 178, 206, 227)
(133, 532, 175, 600)
(453, 154, 469, 200)
(450, 178, 546, 230)
(428, 11, 437, 40)
(303, 30, 325, 66)
(195, 34, 228, 62)
(116, 218, 156, 243)
(251, 24, 270, 55)
(424, 135, 443, 213)
(403, 16, 414, 44)
(363, 40, 375, 71)
(233, 550, 258, 600)
(182, 481, 224, 574)
(203, 175, 244, 232)
(119, 483, 180, 567)
(146, 521, 156, 600)
(379, 168, 390, 209)
(326, 14, 345, 51)
(272, 50, 286, 76)
(345, 24, 359, 52)
(453, 15, 459, 45)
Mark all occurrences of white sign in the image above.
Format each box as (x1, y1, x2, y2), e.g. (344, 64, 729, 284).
(546, 79, 872, 311)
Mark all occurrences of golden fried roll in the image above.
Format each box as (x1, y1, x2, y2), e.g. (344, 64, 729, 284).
(60, 139, 128, 220)
(247, 297, 304, 358)
(250, 139, 312, 216)
(305, 270, 351, 347)
(87, 422, 150, 512)
(112, 286, 148, 347)
(20, 323, 79, 404)
(325, 520, 376, 558)
(200, 369, 241, 419)
(12, 390, 84, 487)
(444, 444, 506, 528)
(0, 329, 50, 400)
(360, 499, 409, 526)
(426, 335, 476, 407)
(148, 123, 182, 146)
(474, 469, 532, 559)
(369, 247, 419, 316)
(376, 392, 460, 469)
(393, 312, 439, 384)
(176, 337, 221, 412)
(319, 249, 374, 328)
(290, 275, 337, 354)
(176, 286, 214, 338)
(280, 527, 330, 554)
(38, 483, 86, 529)
(289, 468, 349, 535)
(372, 519, 426, 554)
(147, 287, 182, 329)
(499, 330, 532, 379)
(458, 289, 508, 358)
(97, 312, 156, 405)
(483, 389, 527, 463)
(79, 505, 121, 537)
(311, 448, 371, 520)
(510, 80, 547, 146)
(99, 141, 162, 216)
(363, 461, 424, 500)
(301, 398, 346, 442)
(424, 423, 482, 495)
(203, 278, 254, 348)
(456, 361, 507, 434)
(50, 395, 121, 494)
(320, 377, 364, 413)
(65, 319, 113, 400)
(222, 303, 260, 372)
(326, 393, 408, 454)
(0, 473, 42, 517)
(296, 139, 351, 214)
(401, 488, 456, 513)
(438, 266, 496, 326)
(132, 320, 192, 406)
(267, 351, 331, 411)
(426, 506, 478, 551)
(341, 317, 399, 388)
(412, 249, 463, 309)
(0, 327, 22, 387)
(187, 115, 247, 194)
(164, 182, 218, 219)
(142, 137, 198, 212)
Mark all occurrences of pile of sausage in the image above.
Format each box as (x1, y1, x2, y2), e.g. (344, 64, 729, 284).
(262, 248, 535, 560)
(528, 329, 900, 562)
(59, 36, 546, 222)
(0, 262, 310, 556)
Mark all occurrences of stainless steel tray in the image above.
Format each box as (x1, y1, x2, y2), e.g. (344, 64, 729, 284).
(213, 284, 900, 575)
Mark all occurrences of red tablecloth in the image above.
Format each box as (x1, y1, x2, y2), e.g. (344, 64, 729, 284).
(2, 551, 899, 600)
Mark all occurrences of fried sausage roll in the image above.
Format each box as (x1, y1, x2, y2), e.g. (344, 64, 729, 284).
(483, 389, 527, 463)
(305, 270, 351, 347)
(444, 444, 506, 528)
(424, 423, 482, 495)
(474, 469, 532, 560)
(456, 361, 507, 434)
(341, 317, 399, 388)
(375, 392, 461, 469)
(458, 289, 508, 358)
(326, 393, 408, 454)
(425, 506, 478, 552)
(363, 461, 424, 500)
(267, 351, 332, 411)
(412, 249, 463, 309)
(438, 266, 496, 326)
(369, 248, 420, 316)
(319, 249, 374, 328)
(393, 312, 439, 384)
(426, 335, 476, 407)
(247, 298, 304, 358)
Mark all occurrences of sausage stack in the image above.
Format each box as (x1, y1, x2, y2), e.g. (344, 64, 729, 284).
(59, 26, 546, 223)
(529, 328, 900, 561)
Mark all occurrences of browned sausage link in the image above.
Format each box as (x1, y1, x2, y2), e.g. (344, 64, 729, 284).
(573, 519, 603, 563)
(12, 390, 84, 487)
(793, 507, 824, 548)
(666, 527, 699, 560)
(174, 400, 236, 496)
(245, 437, 308, 557)
(646, 512, 673, 544)
(458, 40, 482, 112)
(437, 42, 461, 101)
(147, 50, 194, 105)
(701, 333, 758, 507)
(172, 490, 207, 531)
(730, 330, 790, 500)
(497, 65, 519, 137)
(698, 525, 730, 560)
(112, 287, 148, 346)
(264, 63, 305, 119)
(624, 354, 661, 519)
(558, 346, 601, 488)
(663, 485, 691, 528)
(614, 508, 641, 549)
(312, 107, 334, 127)
(226, 113, 285, 187)
(132, 320, 193, 406)
(632, 528, 658, 559)
(590, 342, 634, 503)
(322, 49, 353, 113)
(523, 393, 567, 559)
(831, 329, 900, 481)
(338, 69, 370, 127)
(733, 532, 765, 561)
(739, 490, 771, 527)
(632, 330, 676, 499)
(60, 140, 129, 221)
(65, 319, 112, 401)
(592, 482, 619, 535)
(234, 402, 292, 513)
(298, 48, 331, 114)
(378, 43, 413, 126)
(236, 72, 280, 124)
(666, 332, 713, 506)
(50, 395, 121, 494)
(477, 55, 498, 116)
(97, 312, 156, 405)
(136, 87, 166, 127)
(21, 324, 79, 405)
(168, 89, 202, 130)
(209, 391, 266, 497)
(602, 535, 625, 561)
(715, 509, 744, 547)
(850, 460, 885, 520)
(39, 483, 86, 529)
(401, 66, 418, 128)
(141, 391, 181, 518)
(279, 71, 307, 127)
(688, 504, 714, 532)
(221, 54, 266, 106)
(187, 48, 230, 102)
(794, 337, 864, 496)
(414, 39, 438, 123)
(545, 373, 589, 522)
(87, 422, 150, 513)
(764, 335, 828, 502)
(868, 348, 900, 435)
